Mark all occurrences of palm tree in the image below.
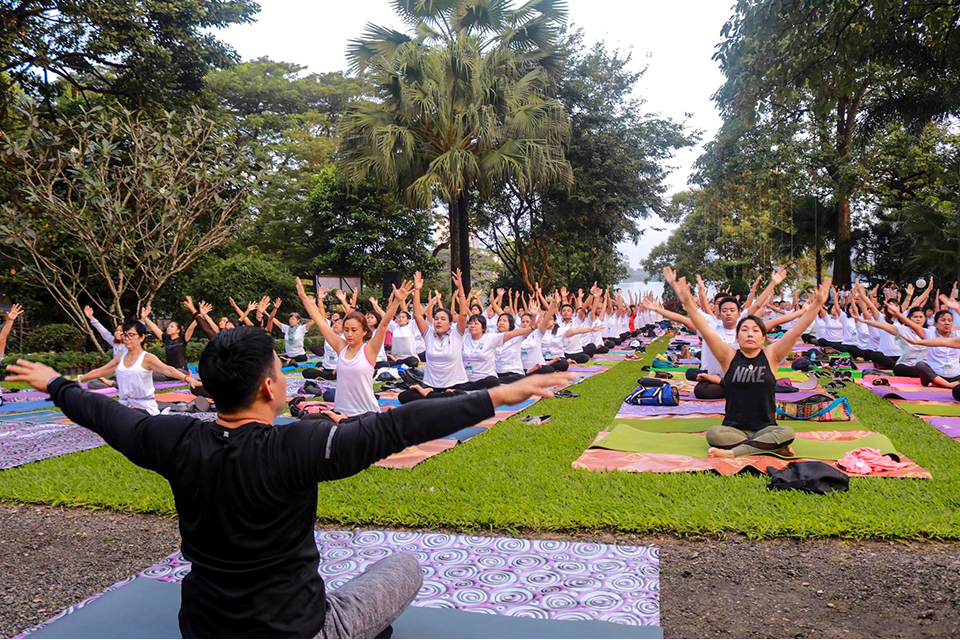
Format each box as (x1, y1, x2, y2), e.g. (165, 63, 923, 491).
(340, 0, 572, 291)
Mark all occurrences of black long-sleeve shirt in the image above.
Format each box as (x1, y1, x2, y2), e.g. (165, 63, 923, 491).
(48, 377, 495, 639)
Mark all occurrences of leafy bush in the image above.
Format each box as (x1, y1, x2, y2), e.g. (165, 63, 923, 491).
(1, 351, 112, 372)
(24, 324, 86, 352)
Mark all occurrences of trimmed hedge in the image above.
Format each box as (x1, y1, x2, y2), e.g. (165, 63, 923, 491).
(1, 351, 112, 372)
(24, 324, 86, 352)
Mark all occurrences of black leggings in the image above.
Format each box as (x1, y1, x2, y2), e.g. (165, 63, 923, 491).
(801, 333, 818, 346)
(694, 381, 726, 400)
(282, 353, 308, 364)
(526, 364, 556, 375)
(397, 375, 500, 404)
(547, 358, 569, 372)
(303, 367, 336, 380)
(594, 344, 609, 354)
(565, 352, 589, 364)
(388, 355, 420, 368)
(892, 362, 957, 387)
(582, 343, 597, 356)
(685, 368, 705, 381)
(840, 344, 864, 359)
(497, 372, 524, 383)
(954, 386, 960, 402)
(817, 339, 845, 351)
(375, 360, 389, 370)
(861, 350, 897, 371)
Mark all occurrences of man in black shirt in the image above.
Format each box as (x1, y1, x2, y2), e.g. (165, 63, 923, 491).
(7, 326, 572, 638)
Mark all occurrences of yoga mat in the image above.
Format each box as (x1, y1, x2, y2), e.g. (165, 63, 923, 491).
(871, 388, 955, 402)
(925, 416, 960, 439)
(862, 375, 924, 386)
(441, 426, 487, 441)
(0, 421, 104, 469)
(568, 365, 604, 373)
(0, 409, 72, 424)
(0, 399, 55, 413)
(615, 402, 733, 417)
(612, 417, 860, 433)
(896, 402, 960, 417)
(1, 390, 51, 401)
(155, 392, 196, 403)
(592, 423, 897, 460)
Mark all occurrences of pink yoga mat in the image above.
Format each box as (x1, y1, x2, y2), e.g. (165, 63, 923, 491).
(870, 387, 957, 402)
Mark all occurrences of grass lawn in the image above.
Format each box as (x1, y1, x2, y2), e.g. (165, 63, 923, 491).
(1, 336, 960, 539)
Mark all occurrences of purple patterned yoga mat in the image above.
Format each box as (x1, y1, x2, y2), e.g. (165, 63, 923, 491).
(616, 401, 727, 417)
(926, 417, 960, 439)
(0, 421, 104, 469)
(871, 387, 956, 402)
(135, 530, 659, 626)
(569, 365, 604, 373)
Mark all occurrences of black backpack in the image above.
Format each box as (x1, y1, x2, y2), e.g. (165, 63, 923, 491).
(766, 461, 849, 495)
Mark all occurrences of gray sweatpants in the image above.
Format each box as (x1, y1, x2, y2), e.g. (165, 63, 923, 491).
(315, 553, 422, 638)
(706, 424, 796, 457)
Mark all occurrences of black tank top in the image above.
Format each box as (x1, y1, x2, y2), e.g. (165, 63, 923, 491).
(722, 350, 777, 430)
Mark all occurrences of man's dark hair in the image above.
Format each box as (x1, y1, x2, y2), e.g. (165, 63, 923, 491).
(717, 296, 741, 311)
(934, 309, 953, 322)
(199, 326, 278, 413)
(560, 303, 574, 312)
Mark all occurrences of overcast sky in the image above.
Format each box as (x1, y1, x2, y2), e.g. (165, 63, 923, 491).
(217, 0, 734, 280)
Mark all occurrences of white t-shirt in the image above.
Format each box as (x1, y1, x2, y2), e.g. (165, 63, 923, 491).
(541, 329, 564, 361)
(925, 327, 960, 377)
(895, 325, 925, 367)
(867, 324, 881, 351)
(495, 335, 525, 375)
(281, 323, 307, 358)
(877, 321, 903, 357)
(322, 334, 343, 370)
(557, 317, 584, 354)
(462, 332, 504, 381)
(821, 314, 844, 343)
(700, 316, 738, 376)
(422, 325, 467, 388)
(521, 329, 546, 369)
(841, 315, 857, 345)
(388, 320, 419, 359)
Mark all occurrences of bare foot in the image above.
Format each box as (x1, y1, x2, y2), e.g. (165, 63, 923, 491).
(529, 364, 542, 373)
(777, 445, 795, 457)
(410, 384, 430, 398)
(707, 447, 735, 459)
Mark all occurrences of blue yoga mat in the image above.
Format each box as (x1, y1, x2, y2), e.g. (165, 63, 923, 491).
(442, 426, 487, 441)
(0, 409, 69, 423)
(0, 399, 56, 413)
(495, 398, 537, 412)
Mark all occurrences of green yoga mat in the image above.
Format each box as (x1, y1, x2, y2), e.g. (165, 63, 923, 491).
(898, 403, 960, 417)
(614, 417, 861, 433)
(594, 423, 896, 460)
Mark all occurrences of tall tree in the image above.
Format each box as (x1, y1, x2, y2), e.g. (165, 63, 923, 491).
(342, 0, 571, 291)
(0, 101, 253, 345)
(0, 0, 259, 114)
(475, 32, 694, 291)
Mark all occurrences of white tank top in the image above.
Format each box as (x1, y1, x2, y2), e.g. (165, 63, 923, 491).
(116, 350, 159, 415)
(333, 346, 380, 417)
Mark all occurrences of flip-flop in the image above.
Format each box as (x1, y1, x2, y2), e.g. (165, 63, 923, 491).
(519, 414, 552, 425)
(872, 378, 890, 386)
(824, 381, 846, 391)
(553, 390, 580, 399)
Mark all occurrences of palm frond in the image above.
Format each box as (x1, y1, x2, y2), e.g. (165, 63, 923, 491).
(346, 24, 414, 73)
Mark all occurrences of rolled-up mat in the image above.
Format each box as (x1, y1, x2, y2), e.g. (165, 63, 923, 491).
(896, 402, 960, 417)
(592, 423, 897, 460)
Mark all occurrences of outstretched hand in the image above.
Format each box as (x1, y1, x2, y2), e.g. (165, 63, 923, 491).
(83, 305, 95, 319)
(487, 372, 577, 407)
(7, 303, 24, 321)
(5, 359, 61, 393)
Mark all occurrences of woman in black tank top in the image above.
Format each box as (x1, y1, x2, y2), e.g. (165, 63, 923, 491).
(664, 268, 832, 458)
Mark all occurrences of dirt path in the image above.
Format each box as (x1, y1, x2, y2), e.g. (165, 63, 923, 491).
(1, 504, 958, 638)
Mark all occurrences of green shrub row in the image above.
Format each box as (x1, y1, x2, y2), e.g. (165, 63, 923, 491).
(1, 351, 113, 372)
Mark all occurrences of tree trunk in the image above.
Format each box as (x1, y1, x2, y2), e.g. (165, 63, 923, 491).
(448, 199, 460, 286)
(833, 195, 852, 286)
(457, 193, 471, 293)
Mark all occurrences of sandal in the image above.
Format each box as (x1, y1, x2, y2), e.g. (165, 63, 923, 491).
(553, 390, 580, 399)
(872, 378, 890, 386)
(519, 414, 552, 425)
(654, 371, 672, 380)
(824, 381, 846, 391)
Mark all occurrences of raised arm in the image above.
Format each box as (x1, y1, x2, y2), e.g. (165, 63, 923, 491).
(83, 305, 115, 345)
(296, 278, 347, 354)
(746, 269, 786, 317)
(452, 269, 468, 335)
(665, 267, 736, 371)
(366, 282, 414, 362)
(267, 298, 281, 329)
(183, 297, 216, 339)
(197, 300, 220, 335)
(183, 319, 198, 343)
(0, 303, 22, 352)
(764, 305, 806, 331)
(695, 275, 711, 313)
(139, 305, 163, 340)
(743, 276, 761, 311)
(369, 296, 386, 318)
(766, 279, 832, 365)
(902, 334, 960, 348)
(335, 290, 354, 314)
(411, 271, 429, 335)
(642, 293, 695, 332)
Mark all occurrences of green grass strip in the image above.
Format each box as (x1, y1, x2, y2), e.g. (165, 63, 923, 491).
(2, 335, 960, 540)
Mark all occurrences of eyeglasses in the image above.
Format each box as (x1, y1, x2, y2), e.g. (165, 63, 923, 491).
(121, 332, 141, 339)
